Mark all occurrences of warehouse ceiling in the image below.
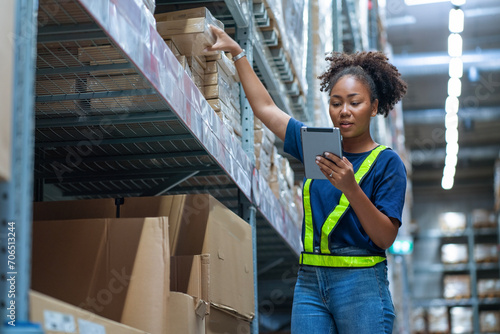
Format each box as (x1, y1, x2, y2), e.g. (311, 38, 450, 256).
(387, 0, 500, 202)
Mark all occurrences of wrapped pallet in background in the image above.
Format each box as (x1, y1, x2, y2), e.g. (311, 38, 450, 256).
(477, 278, 500, 298)
(480, 311, 500, 333)
(471, 208, 496, 228)
(443, 275, 471, 299)
(474, 244, 499, 263)
(450, 307, 473, 334)
(441, 243, 468, 264)
(439, 212, 467, 233)
(428, 306, 449, 333)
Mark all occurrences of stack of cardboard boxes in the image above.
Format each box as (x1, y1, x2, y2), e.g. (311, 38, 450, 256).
(31, 194, 254, 334)
(156, 8, 242, 142)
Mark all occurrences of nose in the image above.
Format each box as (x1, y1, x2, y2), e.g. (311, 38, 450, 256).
(340, 103, 350, 115)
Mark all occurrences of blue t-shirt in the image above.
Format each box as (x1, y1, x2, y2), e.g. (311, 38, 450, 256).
(284, 118, 407, 255)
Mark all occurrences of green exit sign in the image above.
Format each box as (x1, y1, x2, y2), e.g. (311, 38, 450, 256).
(389, 238, 414, 255)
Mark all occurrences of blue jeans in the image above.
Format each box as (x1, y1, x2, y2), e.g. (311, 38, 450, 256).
(291, 251, 395, 333)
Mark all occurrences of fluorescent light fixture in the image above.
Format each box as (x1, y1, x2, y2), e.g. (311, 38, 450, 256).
(405, 0, 448, 5)
(451, 0, 466, 6)
(445, 96, 459, 114)
(449, 57, 463, 78)
(445, 113, 459, 129)
(445, 154, 458, 167)
(446, 142, 459, 155)
(448, 33, 463, 57)
(449, 8, 464, 33)
(441, 174, 454, 190)
(448, 77, 462, 97)
(446, 127, 459, 144)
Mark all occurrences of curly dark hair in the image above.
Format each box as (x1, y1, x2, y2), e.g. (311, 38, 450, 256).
(318, 51, 407, 117)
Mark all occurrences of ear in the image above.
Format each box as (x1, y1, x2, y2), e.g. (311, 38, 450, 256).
(371, 99, 379, 117)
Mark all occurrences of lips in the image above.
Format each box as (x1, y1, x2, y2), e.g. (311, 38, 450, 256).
(339, 121, 353, 128)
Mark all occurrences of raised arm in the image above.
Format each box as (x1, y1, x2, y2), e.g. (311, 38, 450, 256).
(206, 25, 291, 142)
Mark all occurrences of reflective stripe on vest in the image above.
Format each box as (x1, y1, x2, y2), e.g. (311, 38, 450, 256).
(300, 145, 387, 267)
(300, 252, 387, 268)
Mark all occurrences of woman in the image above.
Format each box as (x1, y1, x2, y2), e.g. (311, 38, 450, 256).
(207, 26, 408, 333)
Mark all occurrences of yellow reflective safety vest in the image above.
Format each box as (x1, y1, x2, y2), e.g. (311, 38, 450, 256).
(300, 145, 388, 268)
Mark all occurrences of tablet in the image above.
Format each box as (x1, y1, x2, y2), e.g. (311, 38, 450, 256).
(301, 126, 343, 180)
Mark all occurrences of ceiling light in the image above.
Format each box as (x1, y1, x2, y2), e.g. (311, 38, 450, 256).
(449, 57, 463, 78)
(448, 33, 463, 57)
(448, 77, 462, 97)
(441, 175, 454, 190)
(445, 96, 459, 114)
(449, 8, 464, 33)
(446, 142, 459, 155)
(451, 0, 466, 6)
(445, 127, 459, 144)
(405, 0, 448, 5)
(445, 113, 459, 129)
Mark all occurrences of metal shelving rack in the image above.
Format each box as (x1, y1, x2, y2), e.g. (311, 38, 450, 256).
(2, 0, 308, 332)
(0, 0, 383, 332)
(412, 218, 500, 334)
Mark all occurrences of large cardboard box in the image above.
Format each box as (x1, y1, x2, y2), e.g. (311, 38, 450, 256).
(0, 0, 15, 181)
(119, 194, 255, 320)
(167, 292, 206, 334)
(30, 291, 150, 334)
(171, 254, 210, 306)
(31, 217, 170, 334)
(206, 307, 251, 334)
(33, 194, 255, 320)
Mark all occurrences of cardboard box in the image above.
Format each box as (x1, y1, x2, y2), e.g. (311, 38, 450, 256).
(167, 292, 206, 334)
(30, 291, 150, 334)
(428, 306, 449, 333)
(474, 244, 499, 263)
(439, 212, 467, 232)
(156, 18, 221, 56)
(441, 244, 468, 264)
(450, 307, 473, 334)
(155, 7, 219, 24)
(119, 194, 255, 320)
(171, 254, 210, 314)
(206, 307, 251, 334)
(32, 194, 255, 320)
(165, 39, 181, 57)
(33, 198, 117, 221)
(443, 275, 470, 299)
(480, 311, 500, 333)
(31, 217, 170, 334)
(471, 208, 496, 228)
(204, 82, 231, 105)
(477, 278, 500, 298)
(0, 0, 15, 181)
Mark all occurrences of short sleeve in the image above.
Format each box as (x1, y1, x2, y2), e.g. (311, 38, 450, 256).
(283, 118, 305, 163)
(372, 150, 407, 225)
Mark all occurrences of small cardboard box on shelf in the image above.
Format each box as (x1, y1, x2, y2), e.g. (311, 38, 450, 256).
(156, 7, 224, 57)
(30, 291, 150, 334)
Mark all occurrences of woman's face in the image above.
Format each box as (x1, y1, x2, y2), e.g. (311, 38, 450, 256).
(329, 75, 378, 140)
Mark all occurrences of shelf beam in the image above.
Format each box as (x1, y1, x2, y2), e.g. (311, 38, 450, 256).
(36, 111, 178, 128)
(142, 171, 200, 196)
(36, 88, 158, 102)
(35, 133, 194, 148)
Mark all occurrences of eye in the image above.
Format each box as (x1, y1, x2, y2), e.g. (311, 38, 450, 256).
(331, 101, 341, 107)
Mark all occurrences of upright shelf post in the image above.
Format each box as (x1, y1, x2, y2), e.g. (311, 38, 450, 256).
(239, 191, 259, 334)
(0, 0, 42, 332)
